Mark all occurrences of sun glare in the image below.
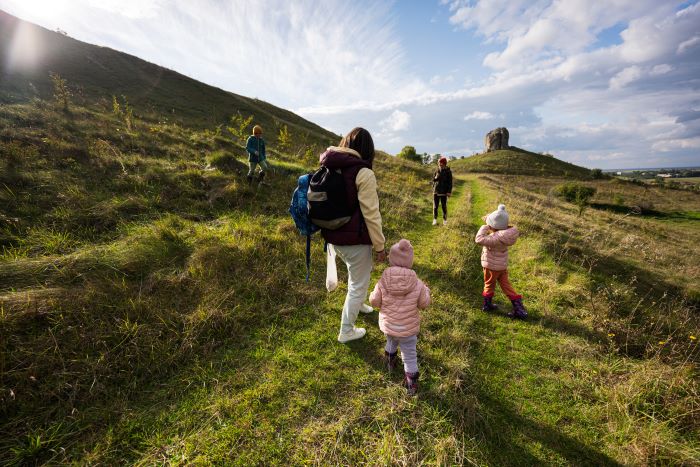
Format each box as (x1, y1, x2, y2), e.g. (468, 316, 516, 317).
(7, 21, 43, 72)
(4, 0, 75, 72)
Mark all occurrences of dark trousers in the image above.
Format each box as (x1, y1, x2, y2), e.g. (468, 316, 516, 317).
(433, 194, 447, 219)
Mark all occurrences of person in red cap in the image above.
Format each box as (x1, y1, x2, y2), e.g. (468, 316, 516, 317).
(432, 156, 453, 225)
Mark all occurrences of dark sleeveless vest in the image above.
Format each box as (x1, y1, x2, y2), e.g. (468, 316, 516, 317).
(318, 149, 373, 246)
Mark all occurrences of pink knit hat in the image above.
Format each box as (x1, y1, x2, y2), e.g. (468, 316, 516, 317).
(389, 239, 414, 268)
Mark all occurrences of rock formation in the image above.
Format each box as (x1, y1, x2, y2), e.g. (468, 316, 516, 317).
(485, 127, 509, 152)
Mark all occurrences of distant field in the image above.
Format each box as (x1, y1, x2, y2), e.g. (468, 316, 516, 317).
(675, 177, 700, 182)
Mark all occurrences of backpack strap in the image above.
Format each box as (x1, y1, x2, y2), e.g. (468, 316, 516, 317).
(305, 234, 311, 282)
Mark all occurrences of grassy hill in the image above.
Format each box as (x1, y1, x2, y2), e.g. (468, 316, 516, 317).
(1, 11, 699, 466)
(0, 10, 338, 147)
(450, 146, 592, 178)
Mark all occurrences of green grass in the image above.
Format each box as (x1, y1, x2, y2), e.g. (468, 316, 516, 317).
(450, 147, 592, 178)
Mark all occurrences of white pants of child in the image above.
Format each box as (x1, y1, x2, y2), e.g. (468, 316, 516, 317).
(332, 244, 373, 334)
(385, 334, 418, 373)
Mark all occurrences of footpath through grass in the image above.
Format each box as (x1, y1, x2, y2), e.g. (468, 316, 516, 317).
(73, 176, 695, 464)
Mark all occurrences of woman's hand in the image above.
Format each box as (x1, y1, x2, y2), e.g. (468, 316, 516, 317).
(375, 249, 387, 263)
(447, 192, 452, 197)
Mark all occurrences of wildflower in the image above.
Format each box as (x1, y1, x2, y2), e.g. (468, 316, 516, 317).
(608, 333, 615, 337)
(658, 341, 666, 345)
(690, 335, 697, 341)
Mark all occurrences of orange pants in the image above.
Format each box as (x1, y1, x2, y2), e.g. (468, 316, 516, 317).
(482, 268, 522, 300)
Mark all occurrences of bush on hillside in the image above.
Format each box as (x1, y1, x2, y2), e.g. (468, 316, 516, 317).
(49, 71, 71, 111)
(554, 182, 596, 203)
(227, 113, 253, 145)
(277, 124, 291, 152)
(554, 182, 596, 215)
(397, 145, 421, 163)
(591, 168, 606, 179)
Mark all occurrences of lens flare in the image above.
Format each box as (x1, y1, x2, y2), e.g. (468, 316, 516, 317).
(6, 21, 44, 73)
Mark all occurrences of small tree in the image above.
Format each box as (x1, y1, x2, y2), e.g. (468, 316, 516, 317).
(397, 145, 421, 163)
(591, 168, 605, 179)
(227, 113, 254, 145)
(554, 182, 596, 216)
(112, 95, 122, 116)
(121, 95, 134, 131)
(277, 124, 292, 152)
(49, 72, 71, 111)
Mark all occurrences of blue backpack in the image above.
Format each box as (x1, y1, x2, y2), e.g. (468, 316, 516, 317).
(289, 173, 320, 281)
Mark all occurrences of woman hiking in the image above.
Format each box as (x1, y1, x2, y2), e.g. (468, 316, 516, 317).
(319, 127, 387, 343)
(432, 156, 453, 225)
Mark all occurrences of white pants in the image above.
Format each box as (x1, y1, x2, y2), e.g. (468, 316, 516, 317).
(385, 334, 418, 373)
(332, 244, 373, 334)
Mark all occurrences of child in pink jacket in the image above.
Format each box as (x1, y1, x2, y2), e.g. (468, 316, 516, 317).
(370, 239, 431, 395)
(475, 204, 527, 319)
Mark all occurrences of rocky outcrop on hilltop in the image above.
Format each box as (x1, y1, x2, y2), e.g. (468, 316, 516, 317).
(485, 127, 509, 152)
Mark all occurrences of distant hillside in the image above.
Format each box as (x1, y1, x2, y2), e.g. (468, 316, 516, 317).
(0, 10, 338, 146)
(450, 146, 592, 178)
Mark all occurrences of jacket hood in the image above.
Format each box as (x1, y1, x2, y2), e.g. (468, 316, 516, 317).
(382, 267, 418, 296)
(320, 146, 371, 170)
(493, 226, 519, 246)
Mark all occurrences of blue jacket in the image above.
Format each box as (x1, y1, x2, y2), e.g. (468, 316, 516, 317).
(246, 135, 266, 162)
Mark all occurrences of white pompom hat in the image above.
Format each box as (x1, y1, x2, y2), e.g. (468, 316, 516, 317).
(486, 204, 509, 230)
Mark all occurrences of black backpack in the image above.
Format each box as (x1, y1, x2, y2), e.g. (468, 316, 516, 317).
(308, 166, 352, 230)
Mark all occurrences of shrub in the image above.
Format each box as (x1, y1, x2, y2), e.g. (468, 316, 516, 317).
(277, 124, 291, 152)
(49, 71, 71, 111)
(227, 113, 253, 145)
(591, 168, 605, 179)
(397, 145, 421, 163)
(554, 182, 596, 203)
(553, 182, 596, 215)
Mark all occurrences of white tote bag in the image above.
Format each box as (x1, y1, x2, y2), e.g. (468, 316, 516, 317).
(326, 244, 339, 292)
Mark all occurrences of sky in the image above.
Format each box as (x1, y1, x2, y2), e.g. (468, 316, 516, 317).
(1, 0, 699, 169)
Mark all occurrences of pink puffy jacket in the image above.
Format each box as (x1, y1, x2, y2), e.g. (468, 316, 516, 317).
(369, 267, 430, 337)
(475, 225, 519, 271)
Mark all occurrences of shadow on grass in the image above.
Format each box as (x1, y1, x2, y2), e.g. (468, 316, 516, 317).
(415, 259, 611, 352)
(590, 203, 700, 222)
(344, 329, 623, 465)
(529, 219, 699, 361)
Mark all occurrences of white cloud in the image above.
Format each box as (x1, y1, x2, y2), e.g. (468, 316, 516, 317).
(429, 74, 454, 85)
(677, 35, 700, 54)
(448, 0, 671, 71)
(464, 111, 493, 120)
(86, 0, 164, 19)
(609, 66, 644, 90)
(650, 64, 673, 76)
(652, 137, 700, 152)
(380, 110, 411, 132)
